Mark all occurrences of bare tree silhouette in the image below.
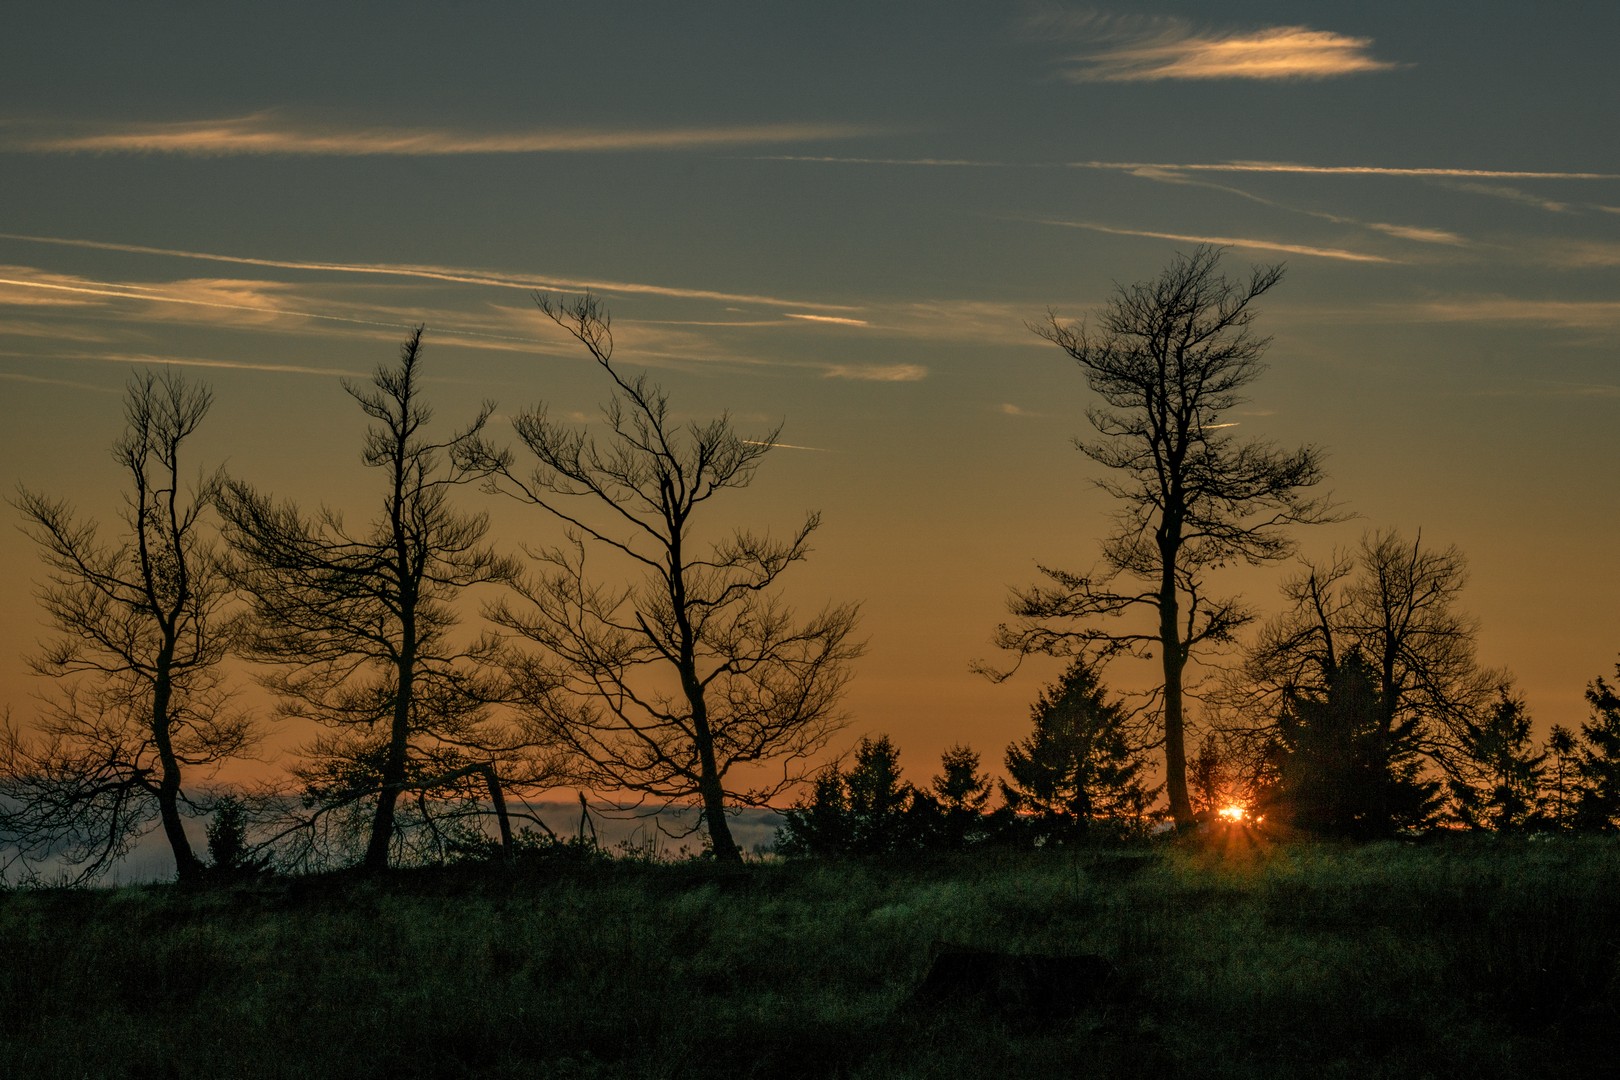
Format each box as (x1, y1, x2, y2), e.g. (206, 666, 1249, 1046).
(217, 329, 551, 871)
(1237, 531, 1502, 757)
(2, 371, 252, 883)
(993, 247, 1336, 825)
(462, 294, 861, 864)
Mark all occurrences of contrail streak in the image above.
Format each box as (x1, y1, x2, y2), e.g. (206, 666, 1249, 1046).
(0, 233, 860, 311)
(1071, 161, 1620, 180)
(1035, 221, 1395, 263)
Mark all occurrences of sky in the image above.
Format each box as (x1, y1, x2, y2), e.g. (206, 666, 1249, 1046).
(2, 1, 1617, 797)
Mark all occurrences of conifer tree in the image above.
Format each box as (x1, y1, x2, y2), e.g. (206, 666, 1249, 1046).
(1574, 661, 1620, 831)
(930, 744, 992, 846)
(1541, 724, 1580, 830)
(1001, 659, 1154, 840)
(1266, 650, 1439, 836)
(775, 734, 930, 856)
(1446, 689, 1545, 831)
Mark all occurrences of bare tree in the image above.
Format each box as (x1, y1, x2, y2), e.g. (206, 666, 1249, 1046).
(1236, 530, 1502, 749)
(217, 329, 548, 872)
(3, 371, 251, 883)
(994, 247, 1336, 825)
(463, 294, 862, 864)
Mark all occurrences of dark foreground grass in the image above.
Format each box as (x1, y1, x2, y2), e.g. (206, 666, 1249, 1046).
(3, 834, 1618, 1079)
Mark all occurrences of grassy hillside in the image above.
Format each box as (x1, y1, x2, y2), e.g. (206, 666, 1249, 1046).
(3, 834, 1617, 1079)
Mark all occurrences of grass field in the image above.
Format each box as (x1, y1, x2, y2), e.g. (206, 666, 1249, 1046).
(3, 831, 1617, 1079)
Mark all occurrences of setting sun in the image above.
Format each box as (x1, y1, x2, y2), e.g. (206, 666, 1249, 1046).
(1218, 805, 1247, 823)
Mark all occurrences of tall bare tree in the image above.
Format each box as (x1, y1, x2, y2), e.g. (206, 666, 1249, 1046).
(994, 247, 1335, 825)
(217, 329, 541, 872)
(463, 294, 862, 864)
(3, 371, 251, 883)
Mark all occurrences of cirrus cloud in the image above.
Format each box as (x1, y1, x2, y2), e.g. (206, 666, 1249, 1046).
(0, 112, 876, 157)
(822, 363, 928, 382)
(1033, 12, 1400, 82)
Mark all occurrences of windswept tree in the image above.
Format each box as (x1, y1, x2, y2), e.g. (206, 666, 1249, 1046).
(994, 247, 1336, 825)
(217, 329, 547, 872)
(1001, 659, 1155, 840)
(2, 371, 251, 883)
(464, 294, 861, 864)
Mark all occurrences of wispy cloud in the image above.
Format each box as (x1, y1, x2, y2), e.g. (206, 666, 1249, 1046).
(1072, 160, 1620, 181)
(1036, 220, 1395, 263)
(0, 233, 858, 311)
(1439, 181, 1572, 213)
(13, 349, 365, 378)
(0, 318, 115, 343)
(1525, 239, 1620, 269)
(785, 313, 870, 327)
(1113, 165, 1467, 246)
(0, 263, 855, 380)
(1396, 297, 1620, 330)
(1366, 223, 1466, 244)
(759, 155, 1047, 168)
(0, 368, 118, 393)
(1, 112, 875, 156)
(764, 155, 1620, 185)
(874, 300, 1049, 347)
(0, 265, 596, 367)
(1000, 403, 1045, 417)
(0, 269, 423, 331)
(1032, 12, 1400, 82)
(822, 364, 928, 382)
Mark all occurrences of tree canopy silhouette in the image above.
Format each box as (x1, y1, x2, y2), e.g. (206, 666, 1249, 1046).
(995, 246, 1336, 825)
(775, 734, 944, 856)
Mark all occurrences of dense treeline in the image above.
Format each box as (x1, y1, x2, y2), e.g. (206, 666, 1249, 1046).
(775, 653, 1620, 857)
